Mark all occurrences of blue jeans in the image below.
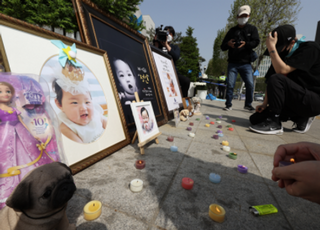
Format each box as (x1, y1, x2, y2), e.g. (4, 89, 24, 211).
(225, 63, 253, 107)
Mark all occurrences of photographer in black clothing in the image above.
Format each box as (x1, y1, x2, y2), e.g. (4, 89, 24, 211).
(220, 5, 260, 111)
(153, 26, 191, 97)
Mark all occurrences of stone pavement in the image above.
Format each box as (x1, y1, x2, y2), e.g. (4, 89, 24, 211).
(66, 99, 320, 230)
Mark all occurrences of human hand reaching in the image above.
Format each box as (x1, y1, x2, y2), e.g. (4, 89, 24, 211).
(272, 161, 320, 204)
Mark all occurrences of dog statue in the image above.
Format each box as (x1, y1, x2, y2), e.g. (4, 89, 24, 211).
(0, 162, 76, 230)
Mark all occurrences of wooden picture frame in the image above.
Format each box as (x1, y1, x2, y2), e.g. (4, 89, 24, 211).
(150, 45, 183, 112)
(130, 101, 160, 144)
(0, 13, 131, 174)
(73, 0, 168, 133)
(182, 97, 192, 109)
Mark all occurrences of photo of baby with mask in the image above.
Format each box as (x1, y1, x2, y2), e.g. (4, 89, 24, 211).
(140, 106, 154, 133)
(42, 58, 108, 144)
(113, 58, 139, 105)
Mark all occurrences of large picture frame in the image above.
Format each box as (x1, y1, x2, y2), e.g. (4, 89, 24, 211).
(151, 45, 183, 112)
(73, 0, 168, 132)
(0, 14, 130, 174)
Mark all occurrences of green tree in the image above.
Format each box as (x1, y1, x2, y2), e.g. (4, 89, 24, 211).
(91, 0, 144, 31)
(0, 0, 77, 31)
(225, 0, 301, 91)
(208, 28, 228, 77)
(177, 26, 201, 82)
(0, 0, 144, 32)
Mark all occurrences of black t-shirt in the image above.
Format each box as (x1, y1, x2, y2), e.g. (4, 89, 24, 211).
(282, 42, 320, 95)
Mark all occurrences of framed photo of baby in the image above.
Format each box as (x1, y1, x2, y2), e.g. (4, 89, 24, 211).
(151, 46, 183, 111)
(0, 15, 130, 173)
(130, 101, 159, 143)
(73, 0, 168, 133)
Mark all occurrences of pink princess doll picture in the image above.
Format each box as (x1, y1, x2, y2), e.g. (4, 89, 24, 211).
(0, 76, 62, 210)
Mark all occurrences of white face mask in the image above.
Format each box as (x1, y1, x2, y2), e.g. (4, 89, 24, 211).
(167, 34, 172, 42)
(237, 17, 249, 26)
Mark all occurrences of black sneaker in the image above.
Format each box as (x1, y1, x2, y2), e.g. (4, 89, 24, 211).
(249, 118, 283, 134)
(223, 106, 232, 111)
(244, 105, 255, 111)
(292, 117, 315, 134)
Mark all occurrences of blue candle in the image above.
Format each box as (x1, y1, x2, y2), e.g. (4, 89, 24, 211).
(209, 173, 221, 184)
(170, 145, 178, 152)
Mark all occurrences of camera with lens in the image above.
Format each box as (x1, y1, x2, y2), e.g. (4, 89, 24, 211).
(155, 25, 168, 43)
(234, 30, 243, 48)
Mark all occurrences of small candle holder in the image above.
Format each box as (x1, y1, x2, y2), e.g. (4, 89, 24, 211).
(209, 173, 221, 184)
(167, 136, 174, 142)
(222, 141, 229, 146)
(228, 152, 237, 160)
(223, 146, 230, 152)
(279, 158, 295, 167)
(217, 120, 222, 124)
(228, 127, 234, 131)
(216, 118, 220, 121)
(205, 124, 210, 127)
(237, 165, 248, 173)
(187, 127, 192, 131)
(213, 135, 219, 139)
(189, 122, 194, 126)
(189, 132, 195, 137)
(210, 121, 215, 125)
(135, 160, 145, 169)
(206, 116, 210, 120)
(209, 204, 226, 223)
(196, 118, 200, 121)
(83, 200, 102, 221)
(216, 130, 223, 133)
(226, 125, 232, 128)
(181, 177, 194, 190)
(217, 125, 222, 129)
(219, 116, 222, 119)
(130, 179, 143, 192)
(218, 133, 224, 137)
(170, 145, 178, 152)
(232, 120, 236, 123)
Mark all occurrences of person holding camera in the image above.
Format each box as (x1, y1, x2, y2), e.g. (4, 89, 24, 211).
(220, 5, 260, 111)
(153, 26, 190, 97)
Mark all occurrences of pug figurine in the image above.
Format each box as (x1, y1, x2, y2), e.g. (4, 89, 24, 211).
(0, 162, 76, 230)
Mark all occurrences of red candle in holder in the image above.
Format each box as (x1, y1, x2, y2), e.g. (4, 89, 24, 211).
(228, 127, 234, 131)
(181, 177, 194, 190)
(189, 122, 194, 126)
(167, 136, 174, 142)
(135, 160, 145, 169)
(210, 121, 215, 125)
(232, 120, 236, 123)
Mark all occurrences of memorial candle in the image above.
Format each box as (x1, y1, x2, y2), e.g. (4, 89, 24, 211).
(209, 204, 226, 223)
(83, 200, 102, 221)
(181, 177, 194, 190)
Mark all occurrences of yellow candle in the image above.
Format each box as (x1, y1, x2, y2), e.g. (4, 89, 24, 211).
(222, 141, 229, 146)
(83, 200, 102, 221)
(209, 204, 226, 223)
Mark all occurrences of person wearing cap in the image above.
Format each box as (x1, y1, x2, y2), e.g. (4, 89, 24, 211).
(153, 26, 191, 97)
(218, 71, 226, 98)
(221, 5, 260, 111)
(249, 25, 320, 135)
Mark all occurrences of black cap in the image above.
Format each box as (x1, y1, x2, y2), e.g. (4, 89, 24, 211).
(264, 25, 296, 56)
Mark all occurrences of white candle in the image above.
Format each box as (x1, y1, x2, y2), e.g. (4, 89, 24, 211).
(130, 179, 143, 192)
(223, 146, 230, 152)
